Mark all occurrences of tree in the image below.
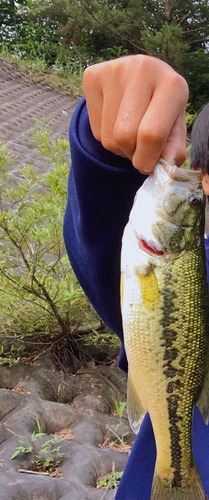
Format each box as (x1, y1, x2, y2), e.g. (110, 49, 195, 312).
(0, 0, 61, 63)
(24, 1, 209, 67)
(0, 0, 27, 49)
(1, 0, 209, 108)
(0, 0, 26, 26)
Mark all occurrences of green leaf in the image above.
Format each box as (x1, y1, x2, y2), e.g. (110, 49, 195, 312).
(31, 432, 36, 441)
(18, 439, 28, 445)
(25, 445, 33, 453)
(114, 399, 120, 415)
(39, 446, 50, 454)
(10, 449, 22, 460)
(35, 433, 46, 439)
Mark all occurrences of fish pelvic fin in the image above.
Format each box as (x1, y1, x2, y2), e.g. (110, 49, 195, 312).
(127, 373, 145, 434)
(151, 469, 207, 500)
(197, 339, 209, 425)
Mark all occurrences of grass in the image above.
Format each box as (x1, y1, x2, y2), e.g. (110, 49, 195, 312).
(97, 462, 123, 492)
(0, 49, 83, 97)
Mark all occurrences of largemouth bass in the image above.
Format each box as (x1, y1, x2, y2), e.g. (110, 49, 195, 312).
(120, 161, 209, 500)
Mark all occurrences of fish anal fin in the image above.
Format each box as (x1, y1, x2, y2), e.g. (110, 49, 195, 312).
(197, 343, 209, 425)
(127, 373, 145, 434)
(151, 470, 207, 500)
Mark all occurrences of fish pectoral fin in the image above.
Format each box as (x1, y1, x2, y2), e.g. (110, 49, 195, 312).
(127, 373, 145, 434)
(196, 344, 209, 425)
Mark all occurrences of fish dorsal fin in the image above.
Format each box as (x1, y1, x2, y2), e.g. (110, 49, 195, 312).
(196, 339, 209, 425)
(127, 373, 145, 434)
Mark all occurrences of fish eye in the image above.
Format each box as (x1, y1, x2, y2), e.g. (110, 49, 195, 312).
(189, 194, 201, 206)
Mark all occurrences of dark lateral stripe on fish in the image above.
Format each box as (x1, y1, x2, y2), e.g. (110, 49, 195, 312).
(167, 393, 183, 487)
(159, 270, 183, 487)
(167, 380, 181, 393)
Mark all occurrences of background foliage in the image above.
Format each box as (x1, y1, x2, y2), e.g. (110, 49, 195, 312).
(0, 124, 120, 363)
(1, 0, 209, 109)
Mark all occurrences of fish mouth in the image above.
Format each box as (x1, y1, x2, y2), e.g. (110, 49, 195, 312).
(138, 238, 165, 256)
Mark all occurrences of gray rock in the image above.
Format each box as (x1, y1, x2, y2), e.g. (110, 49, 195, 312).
(0, 355, 133, 500)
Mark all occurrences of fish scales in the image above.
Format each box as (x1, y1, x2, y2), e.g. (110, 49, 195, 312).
(121, 161, 209, 500)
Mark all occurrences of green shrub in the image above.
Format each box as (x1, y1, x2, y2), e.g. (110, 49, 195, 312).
(0, 122, 96, 350)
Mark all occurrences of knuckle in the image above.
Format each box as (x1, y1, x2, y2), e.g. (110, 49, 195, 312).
(114, 124, 135, 146)
(101, 136, 119, 154)
(82, 66, 93, 89)
(104, 58, 129, 83)
(82, 63, 103, 91)
(169, 73, 189, 105)
(136, 54, 153, 73)
(138, 125, 166, 146)
(129, 54, 150, 70)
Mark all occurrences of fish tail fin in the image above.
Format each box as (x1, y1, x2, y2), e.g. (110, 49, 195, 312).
(151, 469, 207, 500)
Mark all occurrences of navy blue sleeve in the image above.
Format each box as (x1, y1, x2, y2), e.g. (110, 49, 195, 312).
(63, 98, 209, 500)
(63, 97, 145, 371)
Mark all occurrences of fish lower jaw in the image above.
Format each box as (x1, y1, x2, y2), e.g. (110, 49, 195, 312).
(137, 236, 183, 263)
(138, 237, 165, 256)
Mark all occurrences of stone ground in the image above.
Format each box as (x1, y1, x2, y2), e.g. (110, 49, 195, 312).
(0, 59, 132, 499)
(0, 354, 132, 500)
(0, 58, 77, 173)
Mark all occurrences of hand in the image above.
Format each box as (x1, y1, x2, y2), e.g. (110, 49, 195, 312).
(82, 55, 189, 174)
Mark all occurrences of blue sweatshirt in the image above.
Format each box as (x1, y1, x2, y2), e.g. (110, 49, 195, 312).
(63, 97, 209, 499)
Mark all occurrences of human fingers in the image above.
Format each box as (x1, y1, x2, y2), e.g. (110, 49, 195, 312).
(83, 57, 189, 171)
(83, 56, 153, 155)
(161, 109, 187, 167)
(112, 70, 153, 161)
(83, 60, 126, 155)
(83, 56, 155, 158)
(82, 62, 104, 142)
(100, 76, 128, 155)
(131, 73, 189, 173)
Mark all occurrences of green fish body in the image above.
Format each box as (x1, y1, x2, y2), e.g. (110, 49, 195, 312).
(121, 162, 209, 500)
